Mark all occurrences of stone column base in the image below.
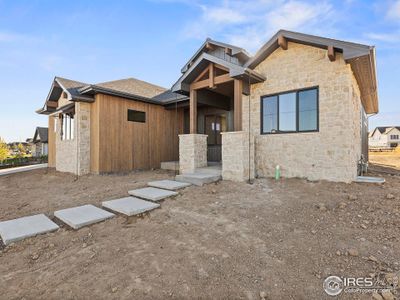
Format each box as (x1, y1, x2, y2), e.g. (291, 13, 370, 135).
(221, 131, 254, 182)
(179, 134, 207, 174)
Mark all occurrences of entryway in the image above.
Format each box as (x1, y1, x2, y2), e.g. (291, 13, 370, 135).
(205, 114, 227, 161)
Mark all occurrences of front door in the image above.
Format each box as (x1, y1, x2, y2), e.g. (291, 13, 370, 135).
(205, 114, 227, 161)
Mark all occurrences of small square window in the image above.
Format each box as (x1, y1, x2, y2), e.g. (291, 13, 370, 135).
(127, 109, 146, 123)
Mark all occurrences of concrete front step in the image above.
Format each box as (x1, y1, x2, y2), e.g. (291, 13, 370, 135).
(128, 187, 178, 202)
(175, 173, 221, 186)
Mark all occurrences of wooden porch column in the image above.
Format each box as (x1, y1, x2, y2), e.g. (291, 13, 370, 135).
(234, 79, 243, 131)
(190, 88, 197, 133)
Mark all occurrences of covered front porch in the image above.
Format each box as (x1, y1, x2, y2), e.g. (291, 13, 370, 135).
(171, 41, 265, 181)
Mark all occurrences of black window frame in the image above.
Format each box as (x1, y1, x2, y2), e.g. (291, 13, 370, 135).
(127, 109, 146, 123)
(260, 86, 319, 134)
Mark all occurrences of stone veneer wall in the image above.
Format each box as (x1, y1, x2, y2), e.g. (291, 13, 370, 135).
(179, 134, 207, 174)
(221, 131, 254, 181)
(55, 102, 91, 175)
(55, 117, 77, 174)
(76, 102, 91, 175)
(242, 42, 362, 182)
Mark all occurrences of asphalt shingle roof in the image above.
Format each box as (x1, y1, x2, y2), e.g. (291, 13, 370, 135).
(95, 78, 167, 99)
(375, 126, 400, 134)
(33, 127, 48, 143)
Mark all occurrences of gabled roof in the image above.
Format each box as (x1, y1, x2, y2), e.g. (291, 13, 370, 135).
(172, 30, 378, 113)
(181, 38, 251, 73)
(245, 30, 378, 114)
(373, 126, 400, 135)
(55, 77, 90, 101)
(33, 127, 48, 143)
(37, 76, 186, 114)
(172, 52, 265, 94)
(91, 78, 166, 99)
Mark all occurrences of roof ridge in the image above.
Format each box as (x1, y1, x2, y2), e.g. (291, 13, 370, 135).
(55, 76, 89, 86)
(95, 77, 167, 91)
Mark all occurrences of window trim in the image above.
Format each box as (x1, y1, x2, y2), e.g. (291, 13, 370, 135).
(260, 86, 319, 135)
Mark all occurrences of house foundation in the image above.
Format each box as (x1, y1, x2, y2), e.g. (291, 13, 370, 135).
(221, 131, 255, 182)
(179, 134, 207, 174)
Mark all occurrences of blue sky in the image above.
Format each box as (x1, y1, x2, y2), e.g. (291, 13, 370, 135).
(0, 0, 399, 142)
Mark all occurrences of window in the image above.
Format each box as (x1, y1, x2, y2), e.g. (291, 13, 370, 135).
(261, 87, 318, 134)
(61, 114, 74, 140)
(127, 109, 146, 123)
(390, 134, 399, 140)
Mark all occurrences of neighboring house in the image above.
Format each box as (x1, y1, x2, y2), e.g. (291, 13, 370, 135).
(37, 30, 378, 182)
(369, 127, 400, 148)
(32, 127, 49, 156)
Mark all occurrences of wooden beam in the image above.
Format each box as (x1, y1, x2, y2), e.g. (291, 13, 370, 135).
(191, 73, 233, 90)
(205, 42, 215, 51)
(328, 45, 336, 62)
(193, 65, 210, 83)
(209, 63, 215, 88)
(189, 88, 197, 134)
(225, 47, 232, 55)
(46, 101, 58, 108)
(234, 79, 243, 131)
(278, 35, 288, 50)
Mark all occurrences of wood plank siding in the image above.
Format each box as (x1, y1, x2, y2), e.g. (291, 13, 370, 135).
(90, 93, 184, 173)
(48, 115, 56, 167)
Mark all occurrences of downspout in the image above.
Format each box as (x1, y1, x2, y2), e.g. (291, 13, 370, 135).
(75, 104, 79, 181)
(247, 75, 253, 184)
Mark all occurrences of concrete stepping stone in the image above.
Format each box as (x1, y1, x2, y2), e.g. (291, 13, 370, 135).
(148, 180, 191, 191)
(54, 204, 114, 230)
(128, 187, 178, 202)
(175, 173, 221, 186)
(102, 197, 160, 216)
(0, 214, 59, 245)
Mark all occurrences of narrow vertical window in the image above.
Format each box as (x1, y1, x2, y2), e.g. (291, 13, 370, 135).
(262, 96, 278, 133)
(70, 116, 75, 140)
(278, 92, 296, 132)
(298, 89, 318, 131)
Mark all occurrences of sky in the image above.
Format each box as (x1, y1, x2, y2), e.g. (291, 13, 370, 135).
(0, 0, 399, 142)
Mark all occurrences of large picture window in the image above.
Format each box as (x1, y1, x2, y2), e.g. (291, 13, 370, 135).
(261, 87, 318, 134)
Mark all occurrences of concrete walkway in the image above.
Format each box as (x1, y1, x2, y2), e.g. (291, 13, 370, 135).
(0, 164, 48, 176)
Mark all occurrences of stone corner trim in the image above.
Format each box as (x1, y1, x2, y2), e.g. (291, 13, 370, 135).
(179, 134, 207, 174)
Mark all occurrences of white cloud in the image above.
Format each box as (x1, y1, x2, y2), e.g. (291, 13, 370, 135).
(267, 1, 332, 30)
(204, 6, 247, 24)
(365, 32, 400, 43)
(179, 0, 335, 52)
(387, 0, 400, 20)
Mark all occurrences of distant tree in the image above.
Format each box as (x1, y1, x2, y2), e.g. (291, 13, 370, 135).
(0, 137, 9, 160)
(17, 143, 25, 154)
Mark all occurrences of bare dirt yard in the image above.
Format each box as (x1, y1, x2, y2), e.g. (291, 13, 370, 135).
(0, 167, 399, 299)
